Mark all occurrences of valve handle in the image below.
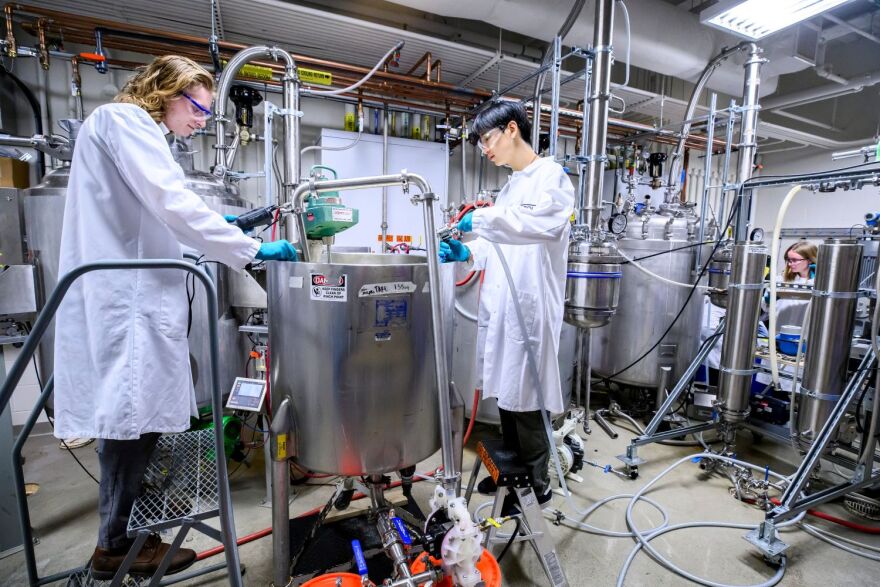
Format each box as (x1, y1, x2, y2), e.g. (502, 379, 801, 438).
(392, 517, 412, 546)
(351, 539, 368, 576)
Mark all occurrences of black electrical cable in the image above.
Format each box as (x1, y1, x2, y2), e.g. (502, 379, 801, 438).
(496, 515, 523, 563)
(622, 240, 717, 264)
(602, 199, 741, 383)
(18, 322, 101, 485)
(0, 65, 46, 177)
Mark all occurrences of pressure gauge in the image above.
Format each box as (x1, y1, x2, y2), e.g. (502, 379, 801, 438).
(608, 213, 628, 235)
(749, 227, 765, 242)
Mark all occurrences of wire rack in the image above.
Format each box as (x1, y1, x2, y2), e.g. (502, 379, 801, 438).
(66, 569, 148, 586)
(127, 429, 221, 533)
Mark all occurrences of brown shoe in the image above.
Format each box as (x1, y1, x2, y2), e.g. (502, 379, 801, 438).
(90, 534, 197, 580)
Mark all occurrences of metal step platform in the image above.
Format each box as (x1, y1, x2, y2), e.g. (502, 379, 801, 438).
(468, 439, 569, 587)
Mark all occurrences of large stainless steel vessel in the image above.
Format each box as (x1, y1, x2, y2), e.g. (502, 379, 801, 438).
(591, 207, 708, 388)
(22, 166, 70, 386)
(22, 162, 252, 407)
(268, 253, 453, 475)
(796, 239, 862, 449)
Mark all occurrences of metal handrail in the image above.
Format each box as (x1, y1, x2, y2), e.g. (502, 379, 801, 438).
(0, 259, 242, 587)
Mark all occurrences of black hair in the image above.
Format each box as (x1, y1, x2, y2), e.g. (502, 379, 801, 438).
(470, 100, 532, 146)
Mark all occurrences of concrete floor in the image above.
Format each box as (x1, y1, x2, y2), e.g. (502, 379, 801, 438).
(1, 417, 879, 586)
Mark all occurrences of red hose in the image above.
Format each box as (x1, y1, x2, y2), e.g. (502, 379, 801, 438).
(456, 271, 477, 287)
(769, 497, 880, 534)
(195, 473, 435, 561)
(462, 388, 480, 446)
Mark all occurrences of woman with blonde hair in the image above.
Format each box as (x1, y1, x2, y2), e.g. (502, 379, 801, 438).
(776, 240, 817, 325)
(53, 55, 296, 579)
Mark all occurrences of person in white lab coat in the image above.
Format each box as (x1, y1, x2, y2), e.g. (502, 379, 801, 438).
(439, 101, 574, 508)
(53, 55, 297, 579)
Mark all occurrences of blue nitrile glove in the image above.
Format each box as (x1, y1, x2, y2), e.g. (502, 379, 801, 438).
(255, 240, 298, 261)
(224, 214, 254, 236)
(457, 212, 474, 233)
(439, 240, 470, 263)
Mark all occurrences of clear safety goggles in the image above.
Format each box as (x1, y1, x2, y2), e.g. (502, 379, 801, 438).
(477, 127, 504, 152)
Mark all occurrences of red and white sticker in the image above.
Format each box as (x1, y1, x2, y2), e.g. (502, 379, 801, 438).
(310, 273, 347, 302)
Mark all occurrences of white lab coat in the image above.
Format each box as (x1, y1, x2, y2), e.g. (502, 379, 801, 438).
(53, 103, 260, 440)
(467, 157, 574, 414)
(755, 274, 814, 391)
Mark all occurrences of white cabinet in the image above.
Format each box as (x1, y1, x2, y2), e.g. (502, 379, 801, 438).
(318, 129, 449, 252)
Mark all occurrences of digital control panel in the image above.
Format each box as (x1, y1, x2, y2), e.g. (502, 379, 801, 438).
(226, 377, 268, 412)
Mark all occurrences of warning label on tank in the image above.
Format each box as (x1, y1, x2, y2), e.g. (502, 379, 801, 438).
(310, 273, 347, 302)
(375, 299, 408, 328)
(358, 281, 417, 297)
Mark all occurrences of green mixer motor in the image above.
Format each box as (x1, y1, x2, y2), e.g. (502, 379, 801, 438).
(303, 165, 359, 238)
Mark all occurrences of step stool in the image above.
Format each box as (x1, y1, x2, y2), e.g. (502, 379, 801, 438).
(466, 439, 569, 587)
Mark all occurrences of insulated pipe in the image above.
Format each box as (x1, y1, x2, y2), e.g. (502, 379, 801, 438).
(582, 0, 615, 233)
(213, 45, 299, 195)
(665, 42, 750, 201)
(734, 44, 765, 241)
(718, 242, 767, 424)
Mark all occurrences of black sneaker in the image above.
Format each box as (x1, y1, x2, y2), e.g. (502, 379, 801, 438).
(477, 476, 498, 495)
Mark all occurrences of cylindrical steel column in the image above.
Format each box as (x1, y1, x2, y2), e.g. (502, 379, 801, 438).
(734, 44, 765, 241)
(718, 241, 768, 423)
(796, 239, 863, 448)
(582, 0, 615, 233)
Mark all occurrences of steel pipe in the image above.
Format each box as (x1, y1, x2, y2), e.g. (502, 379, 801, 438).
(213, 45, 299, 196)
(582, 0, 615, 233)
(664, 42, 751, 200)
(734, 44, 766, 241)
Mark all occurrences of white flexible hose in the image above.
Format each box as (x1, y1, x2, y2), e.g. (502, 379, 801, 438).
(301, 42, 403, 96)
(300, 131, 362, 157)
(788, 298, 811, 444)
(618, 248, 710, 290)
(769, 185, 804, 387)
(621, 452, 799, 587)
(618, 0, 632, 88)
(800, 523, 880, 558)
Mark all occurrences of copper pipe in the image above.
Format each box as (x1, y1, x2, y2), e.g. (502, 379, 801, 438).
(4, 4, 16, 57)
(8, 4, 489, 99)
(36, 17, 49, 69)
(406, 51, 432, 80)
(432, 60, 441, 83)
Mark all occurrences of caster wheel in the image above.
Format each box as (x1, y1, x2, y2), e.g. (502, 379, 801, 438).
(629, 468, 639, 480)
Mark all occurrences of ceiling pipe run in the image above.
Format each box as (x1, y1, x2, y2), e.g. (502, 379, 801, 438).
(382, 0, 815, 97)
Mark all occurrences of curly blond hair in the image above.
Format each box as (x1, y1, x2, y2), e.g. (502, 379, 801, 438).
(115, 55, 214, 123)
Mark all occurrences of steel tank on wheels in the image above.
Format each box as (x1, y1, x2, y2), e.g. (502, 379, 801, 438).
(591, 206, 709, 389)
(268, 253, 454, 476)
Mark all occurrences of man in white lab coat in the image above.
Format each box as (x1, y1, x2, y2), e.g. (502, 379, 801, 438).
(53, 56, 297, 579)
(439, 101, 574, 507)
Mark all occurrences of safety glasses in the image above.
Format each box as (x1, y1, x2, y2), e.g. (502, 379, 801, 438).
(181, 92, 212, 119)
(477, 127, 505, 152)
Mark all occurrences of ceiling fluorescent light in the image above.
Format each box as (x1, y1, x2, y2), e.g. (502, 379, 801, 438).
(701, 0, 855, 40)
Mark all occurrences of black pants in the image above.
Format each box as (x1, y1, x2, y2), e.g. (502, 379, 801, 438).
(96, 433, 161, 549)
(498, 408, 551, 496)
